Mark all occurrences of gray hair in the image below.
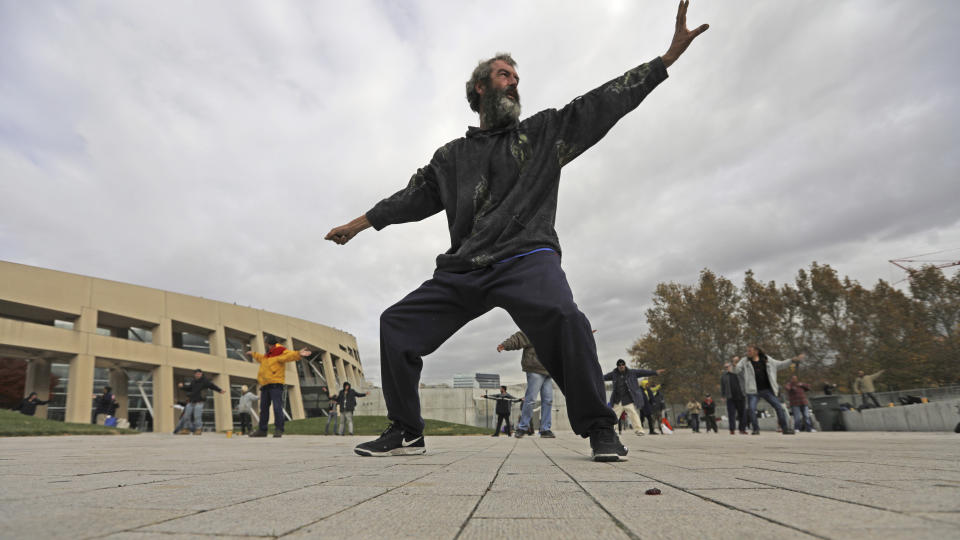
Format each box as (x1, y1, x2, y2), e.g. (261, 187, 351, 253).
(465, 52, 516, 113)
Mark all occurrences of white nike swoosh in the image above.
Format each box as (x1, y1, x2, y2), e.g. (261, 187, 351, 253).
(401, 436, 423, 447)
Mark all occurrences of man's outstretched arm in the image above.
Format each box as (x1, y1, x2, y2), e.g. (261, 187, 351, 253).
(326, 148, 447, 246)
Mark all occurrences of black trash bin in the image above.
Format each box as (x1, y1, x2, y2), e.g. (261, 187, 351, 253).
(810, 395, 846, 431)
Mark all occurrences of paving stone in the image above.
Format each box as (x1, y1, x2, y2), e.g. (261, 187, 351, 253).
(138, 484, 386, 537)
(459, 518, 631, 540)
(283, 492, 479, 539)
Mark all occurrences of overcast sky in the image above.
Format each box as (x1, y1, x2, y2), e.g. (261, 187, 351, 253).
(2, 1, 958, 386)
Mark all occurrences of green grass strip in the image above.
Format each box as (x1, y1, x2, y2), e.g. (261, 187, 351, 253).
(0, 409, 139, 436)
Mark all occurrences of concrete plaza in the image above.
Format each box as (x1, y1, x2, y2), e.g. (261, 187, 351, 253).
(1, 431, 958, 540)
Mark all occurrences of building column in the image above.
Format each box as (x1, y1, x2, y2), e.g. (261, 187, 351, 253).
(288, 380, 306, 420)
(65, 354, 95, 424)
(25, 359, 52, 419)
(109, 369, 129, 421)
(281, 337, 306, 421)
(321, 351, 336, 390)
(152, 364, 174, 433)
(333, 355, 347, 391)
(155, 318, 172, 347)
(352, 364, 363, 388)
(212, 372, 232, 432)
(345, 364, 356, 387)
(211, 325, 228, 358)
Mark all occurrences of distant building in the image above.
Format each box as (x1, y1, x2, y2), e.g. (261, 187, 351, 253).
(453, 374, 477, 388)
(453, 373, 500, 389)
(0, 260, 362, 432)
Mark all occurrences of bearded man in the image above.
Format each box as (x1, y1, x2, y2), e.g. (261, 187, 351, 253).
(326, 2, 708, 461)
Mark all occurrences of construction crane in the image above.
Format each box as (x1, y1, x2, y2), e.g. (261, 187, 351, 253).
(889, 248, 960, 284)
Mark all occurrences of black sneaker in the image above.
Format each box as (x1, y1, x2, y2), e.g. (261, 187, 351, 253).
(589, 428, 628, 462)
(248, 430, 267, 438)
(515, 430, 525, 439)
(354, 424, 425, 457)
(273, 432, 282, 438)
(539, 430, 556, 438)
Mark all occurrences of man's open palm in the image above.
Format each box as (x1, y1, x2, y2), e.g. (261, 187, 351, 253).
(662, 0, 709, 68)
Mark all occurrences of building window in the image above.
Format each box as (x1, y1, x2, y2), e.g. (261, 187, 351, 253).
(96, 311, 156, 343)
(0, 299, 78, 329)
(224, 327, 254, 361)
(172, 321, 213, 355)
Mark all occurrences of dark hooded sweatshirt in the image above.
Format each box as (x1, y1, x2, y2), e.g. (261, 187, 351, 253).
(365, 58, 669, 272)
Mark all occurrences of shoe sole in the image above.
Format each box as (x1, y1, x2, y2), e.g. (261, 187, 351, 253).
(354, 446, 426, 457)
(592, 453, 628, 462)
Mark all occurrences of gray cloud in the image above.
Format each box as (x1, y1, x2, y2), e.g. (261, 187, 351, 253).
(1, 1, 958, 387)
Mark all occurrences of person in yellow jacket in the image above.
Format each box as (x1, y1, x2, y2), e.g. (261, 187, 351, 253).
(246, 337, 311, 438)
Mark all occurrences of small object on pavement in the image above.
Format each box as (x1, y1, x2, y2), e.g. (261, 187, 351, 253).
(645, 488, 662, 495)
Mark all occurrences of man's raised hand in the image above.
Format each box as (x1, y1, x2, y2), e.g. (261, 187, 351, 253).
(662, 0, 709, 68)
(325, 215, 372, 245)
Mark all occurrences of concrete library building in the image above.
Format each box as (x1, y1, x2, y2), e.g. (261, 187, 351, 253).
(0, 260, 363, 432)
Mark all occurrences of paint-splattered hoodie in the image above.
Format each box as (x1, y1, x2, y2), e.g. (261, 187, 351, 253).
(365, 57, 669, 272)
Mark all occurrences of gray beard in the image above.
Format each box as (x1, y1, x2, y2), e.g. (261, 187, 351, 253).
(480, 87, 520, 129)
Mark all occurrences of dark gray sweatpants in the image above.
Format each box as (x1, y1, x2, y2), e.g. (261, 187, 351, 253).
(378, 251, 616, 436)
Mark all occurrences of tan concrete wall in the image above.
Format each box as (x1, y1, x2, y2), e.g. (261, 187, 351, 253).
(0, 260, 363, 431)
(355, 386, 573, 432)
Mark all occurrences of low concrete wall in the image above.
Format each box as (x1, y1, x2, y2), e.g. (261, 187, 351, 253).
(354, 384, 572, 431)
(841, 398, 960, 432)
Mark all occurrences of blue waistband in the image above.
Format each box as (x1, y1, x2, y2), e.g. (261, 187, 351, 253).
(497, 248, 556, 264)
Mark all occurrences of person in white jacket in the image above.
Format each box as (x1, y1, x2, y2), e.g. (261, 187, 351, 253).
(733, 346, 805, 435)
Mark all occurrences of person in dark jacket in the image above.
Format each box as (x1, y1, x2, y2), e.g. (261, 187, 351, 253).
(92, 386, 117, 425)
(14, 392, 49, 416)
(327, 3, 708, 462)
(336, 382, 367, 436)
(484, 386, 522, 436)
(177, 369, 224, 435)
(702, 394, 718, 433)
(639, 380, 658, 434)
(603, 359, 666, 436)
(721, 362, 747, 434)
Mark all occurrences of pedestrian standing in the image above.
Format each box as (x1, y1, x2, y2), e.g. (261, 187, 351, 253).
(733, 346, 805, 435)
(321, 386, 340, 435)
(854, 370, 885, 408)
(336, 382, 367, 436)
(236, 385, 258, 435)
(498, 330, 556, 438)
(604, 359, 666, 437)
(652, 385, 667, 433)
(721, 362, 747, 434)
(784, 376, 815, 432)
(247, 338, 311, 438)
(177, 370, 225, 435)
(484, 386, 522, 436)
(686, 399, 702, 432)
(702, 394, 718, 433)
(640, 381, 660, 435)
